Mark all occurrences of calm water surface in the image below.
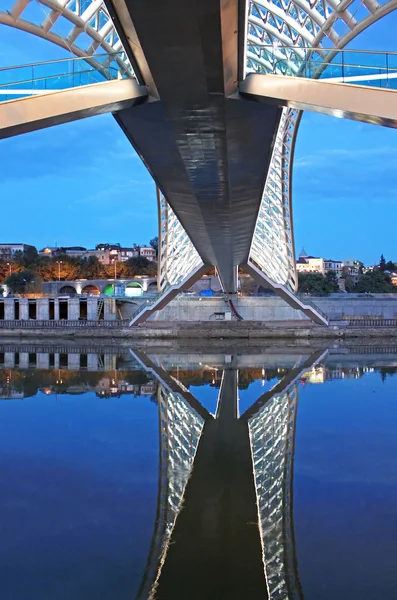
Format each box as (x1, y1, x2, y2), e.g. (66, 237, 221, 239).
(0, 344, 397, 599)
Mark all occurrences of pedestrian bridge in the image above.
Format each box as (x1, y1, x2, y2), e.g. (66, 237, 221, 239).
(42, 277, 158, 297)
(2, 0, 397, 326)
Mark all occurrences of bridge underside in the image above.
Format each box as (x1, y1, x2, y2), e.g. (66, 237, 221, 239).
(108, 0, 281, 294)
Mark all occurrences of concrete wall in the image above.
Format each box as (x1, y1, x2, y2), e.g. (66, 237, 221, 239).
(0, 297, 114, 321)
(149, 296, 397, 322)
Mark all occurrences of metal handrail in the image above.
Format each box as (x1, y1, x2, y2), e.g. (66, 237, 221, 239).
(246, 45, 397, 57)
(0, 52, 124, 73)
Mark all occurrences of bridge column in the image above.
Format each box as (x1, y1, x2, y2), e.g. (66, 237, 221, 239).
(37, 299, 49, 320)
(4, 352, 15, 368)
(68, 298, 80, 321)
(37, 353, 50, 369)
(54, 353, 60, 369)
(19, 299, 29, 320)
(4, 300, 14, 320)
(87, 299, 98, 321)
(54, 299, 60, 321)
(104, 354, 116, 371)
(142, 278, 148, 292)
(19, 352, 29, 369)
(104, 298, 116, 321)
(67, 353, 80, 370)
(87, 354, 99, 371)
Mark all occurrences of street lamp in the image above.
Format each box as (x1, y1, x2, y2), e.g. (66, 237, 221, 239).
(56, 260, 62, 281)
(6, 263, 11, 276)
(112, 258, 117, 280)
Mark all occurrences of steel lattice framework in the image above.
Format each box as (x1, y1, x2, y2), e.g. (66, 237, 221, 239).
(137, 383, 205, 600)
(0, 0, 133, 77)
(249, 384, 303, 599)
(157, 190, 203, 292)
(246, 0, 397, 291)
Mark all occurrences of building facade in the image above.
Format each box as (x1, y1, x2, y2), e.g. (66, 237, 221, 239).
(0, 244, 34, 258)
(139, 246, 156, 261)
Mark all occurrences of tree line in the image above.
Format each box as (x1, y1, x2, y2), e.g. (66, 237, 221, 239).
(0, 247, 157, 294)
(298, 255, 397, 295)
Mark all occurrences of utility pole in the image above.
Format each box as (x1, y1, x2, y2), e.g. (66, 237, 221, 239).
(6, 263, 11, 277)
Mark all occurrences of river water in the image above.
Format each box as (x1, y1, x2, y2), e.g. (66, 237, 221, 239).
(0, 342, 396, 599)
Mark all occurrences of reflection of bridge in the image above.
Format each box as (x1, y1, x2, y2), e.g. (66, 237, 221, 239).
(2, 1, 397, 326)
(132, 348, 327, 599)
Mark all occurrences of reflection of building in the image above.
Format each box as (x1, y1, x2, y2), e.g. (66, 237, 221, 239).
(301, 366, 363, 384)
(95, 377, 157, 398)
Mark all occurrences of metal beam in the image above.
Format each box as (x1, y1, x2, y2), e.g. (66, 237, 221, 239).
(0, 79, 147, 139)
(240, 73, 397, 128)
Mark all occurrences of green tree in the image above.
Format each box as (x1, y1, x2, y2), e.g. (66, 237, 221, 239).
(385, 260, 396, 272)
(149, 236, 159, 256)
(298, 273, 334, 296)
(5, 269, 36, 294)
(81, 256, 102, 279)
(126, 256, 157, 276)
(379, 254, 386, 272)
(324, 270, 339, 292)
(354, 270, 396, 293)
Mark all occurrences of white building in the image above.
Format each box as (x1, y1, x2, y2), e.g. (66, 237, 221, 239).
(140, 246, 156, 261)
(0, 243, 33, 258)
(296, 249, 343, 277)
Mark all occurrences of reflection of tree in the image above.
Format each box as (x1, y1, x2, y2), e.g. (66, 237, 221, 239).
(379, 366, 397, 382)
(122, 371, 149, 385)
(168, 367, 289, 390)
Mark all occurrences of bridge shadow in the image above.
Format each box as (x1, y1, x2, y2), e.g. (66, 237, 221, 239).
(131, 348, 327, 600)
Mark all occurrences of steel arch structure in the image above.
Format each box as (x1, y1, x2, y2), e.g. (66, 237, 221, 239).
(246, 0, 397, 291)
(0, 0, 134, 77)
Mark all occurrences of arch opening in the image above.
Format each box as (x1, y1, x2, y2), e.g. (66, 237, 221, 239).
(125, 282, 143, 298)
(81, 284, 100, 297)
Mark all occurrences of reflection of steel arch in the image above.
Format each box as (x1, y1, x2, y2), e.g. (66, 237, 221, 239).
(248, 384, 303, 600)
(0, 0, 134, 77)
(133, 348, 327, 599)
(246, 0, 397, 291)
(136, 383, 205, 600)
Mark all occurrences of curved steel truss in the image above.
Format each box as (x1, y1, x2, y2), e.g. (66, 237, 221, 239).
(0, 0, 134, 77)
(247, 0, 397, 291)
(158, 190, 203, 293)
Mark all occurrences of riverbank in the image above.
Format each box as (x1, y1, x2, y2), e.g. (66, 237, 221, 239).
(3, 320, 397, 339)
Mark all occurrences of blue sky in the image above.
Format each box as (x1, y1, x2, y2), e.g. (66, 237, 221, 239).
(0, 9, 397, 263)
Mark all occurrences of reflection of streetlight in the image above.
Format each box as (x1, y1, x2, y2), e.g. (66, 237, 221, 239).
(6, 262, 11, 276)
(56, 260, 62, 281)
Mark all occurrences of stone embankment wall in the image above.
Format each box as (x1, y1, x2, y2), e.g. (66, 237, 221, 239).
(151, 295, 397, 322)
